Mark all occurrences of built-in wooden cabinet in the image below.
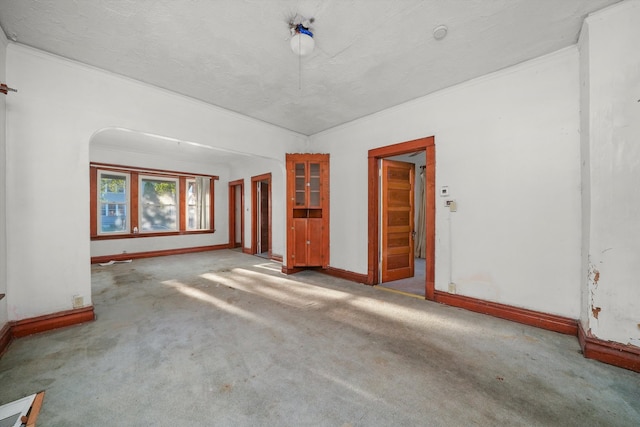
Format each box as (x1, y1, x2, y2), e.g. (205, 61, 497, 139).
(286, 153, 329, 270)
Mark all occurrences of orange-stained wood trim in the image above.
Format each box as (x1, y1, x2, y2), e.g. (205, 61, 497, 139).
(0, 322, 13, 357)
(91, 244, 231, 264)
(578, 323, 640, 373)
(11, 306, 95, 338)
(368, 137, 435, 294)
(242, 247, 252, 255)
(130, 171, 139, 233)
(321, 266, 369, 284)
(90, 167, 97, 236)
(367, 155, 378, 286)
(179, 177, 187, 231)
(229, 181, 236, 246)
(90, 162, 219, 180)
(425, 144, 436, 300)
(367, 137, 434, 159)
(433, 291, 578, 335)
(228, 179, 244, 248)
(91, 229, 215, 240)
(251, 173, 272, 256)
(271, 254, 283, 262)
(210, 178, 216, 232)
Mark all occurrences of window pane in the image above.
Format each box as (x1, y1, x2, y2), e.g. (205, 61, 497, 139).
(140, 178, 177, 231)
(99, 173, 128, 233)
(187, 177, 211, 230)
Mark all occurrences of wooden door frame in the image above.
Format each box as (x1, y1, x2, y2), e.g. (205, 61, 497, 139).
(228, 179, 244, 249)
(368, 137, 435, 300)
(251, 173, 272, 257)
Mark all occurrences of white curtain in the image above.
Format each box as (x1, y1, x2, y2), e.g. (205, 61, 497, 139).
(196, 177, 210, 229)
(415, 168, 426, 258)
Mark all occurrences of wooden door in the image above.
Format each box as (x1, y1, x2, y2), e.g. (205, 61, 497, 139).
(259, 181, 269, 253)
(381, 159, 415, 282)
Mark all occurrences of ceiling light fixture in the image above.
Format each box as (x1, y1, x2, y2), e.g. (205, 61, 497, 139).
(289, 14, 315, 56)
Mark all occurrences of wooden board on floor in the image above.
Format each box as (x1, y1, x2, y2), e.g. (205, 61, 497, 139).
(0, 391, 45, 427)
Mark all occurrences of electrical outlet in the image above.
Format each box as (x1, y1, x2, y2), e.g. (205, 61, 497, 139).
(73, 296, 84, 309)
(448, 283, 457, 294)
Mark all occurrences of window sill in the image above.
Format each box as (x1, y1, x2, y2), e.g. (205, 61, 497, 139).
(91, 230, 215, 240)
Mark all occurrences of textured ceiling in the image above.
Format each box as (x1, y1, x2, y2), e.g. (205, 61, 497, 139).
(0, 0, 621, 135)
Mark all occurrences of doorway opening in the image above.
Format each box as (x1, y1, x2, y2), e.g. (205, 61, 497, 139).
(251, 173, 271, 259)
(368, 137, 435, 300)
(228, 179, 244, 250)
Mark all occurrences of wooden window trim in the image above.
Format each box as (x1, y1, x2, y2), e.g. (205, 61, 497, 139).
(90, 164, 218, 240)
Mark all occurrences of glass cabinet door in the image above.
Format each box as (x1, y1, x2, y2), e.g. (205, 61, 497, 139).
(309, 163, 321, 207)
(295, 163, 306, 206)
(294, 162, 322, 208)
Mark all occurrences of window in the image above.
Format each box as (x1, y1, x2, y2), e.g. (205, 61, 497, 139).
(90, 164, 217, 239)
(140, 176, 178, 232)
(187, 177, 211, 230)
(98, 171, 129, 235)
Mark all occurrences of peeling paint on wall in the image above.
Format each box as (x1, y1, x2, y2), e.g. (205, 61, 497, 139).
(588, 260, 601, 321)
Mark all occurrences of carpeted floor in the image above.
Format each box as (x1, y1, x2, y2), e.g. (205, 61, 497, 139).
(1, 250, 639, 426)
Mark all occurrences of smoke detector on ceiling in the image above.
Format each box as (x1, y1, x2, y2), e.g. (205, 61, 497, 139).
(433, 25, 448, 41)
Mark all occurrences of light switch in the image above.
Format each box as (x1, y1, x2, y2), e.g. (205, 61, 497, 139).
(440, 186, 449, 197)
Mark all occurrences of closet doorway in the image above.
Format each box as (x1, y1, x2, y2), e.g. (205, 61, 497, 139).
(251, 173, 271, 258)
(368, 137, 435, 300)
(228, 179, 244, 249)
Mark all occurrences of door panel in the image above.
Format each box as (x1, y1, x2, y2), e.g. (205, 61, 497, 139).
(307, 218, 323, 266)
(293, 218, 308, 266)
(381, 159, 415, 283)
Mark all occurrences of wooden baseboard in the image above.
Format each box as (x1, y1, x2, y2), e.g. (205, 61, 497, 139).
(0, 322, 12, 357)
(242, 247, 252, 255)
(321, 266, 369, 284)
(433, 291, 578, 335)
(578, 323, 640, 373)
(271, 254, 283, 262)
(11, 306, 96, 338)
(91, 244, 230, 264)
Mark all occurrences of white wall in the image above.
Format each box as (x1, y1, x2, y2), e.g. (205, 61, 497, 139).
(581, 0, 640, 346)
(578, 18, 592, 329)
(311, 48, 582, 318)
(0, 31, 7, 329)
(5, 45, 305, 320)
